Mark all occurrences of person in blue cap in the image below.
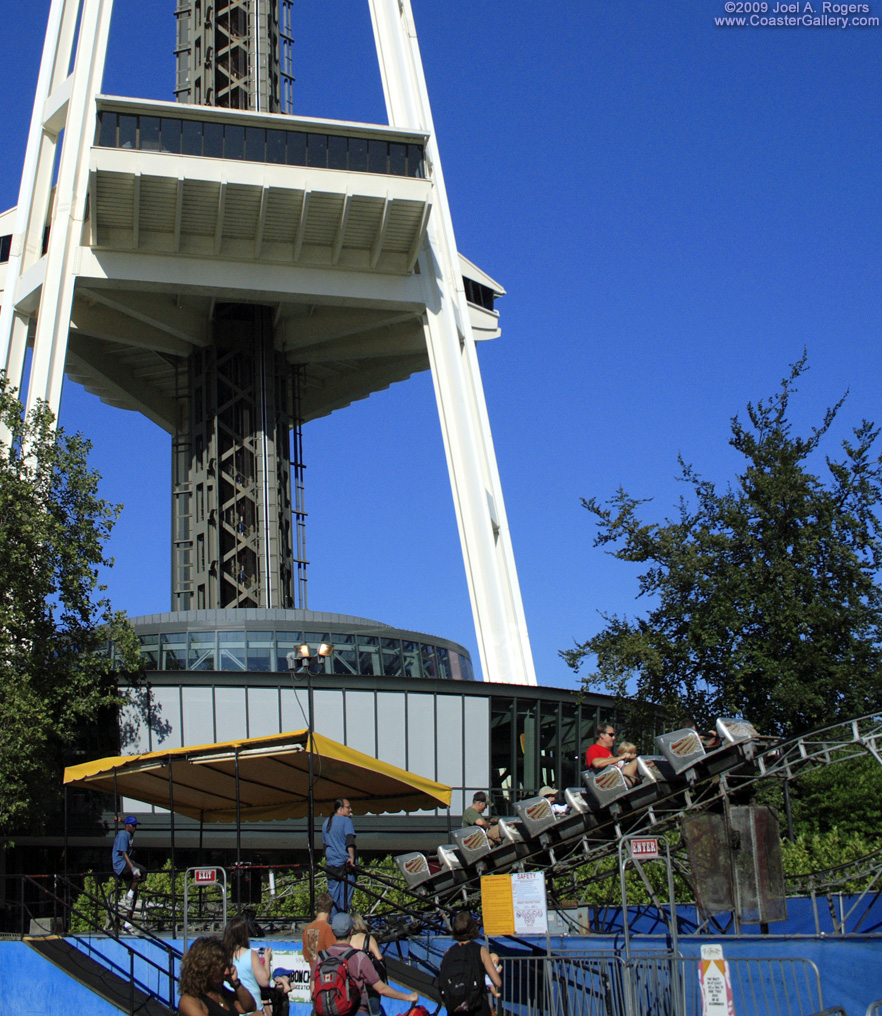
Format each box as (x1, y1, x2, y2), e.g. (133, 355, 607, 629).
(112, 815, 142, 932)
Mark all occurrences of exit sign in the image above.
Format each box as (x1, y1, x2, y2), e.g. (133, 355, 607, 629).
(194, 868, 217, 884)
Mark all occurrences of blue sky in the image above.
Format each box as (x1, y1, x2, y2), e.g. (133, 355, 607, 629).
(2, 2, 880, 688)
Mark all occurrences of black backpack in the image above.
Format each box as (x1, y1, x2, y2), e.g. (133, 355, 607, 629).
(438, 942, 485, 1014)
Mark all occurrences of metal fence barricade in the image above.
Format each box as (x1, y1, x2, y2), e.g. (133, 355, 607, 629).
(499, 953, 627, 1016)
(866, 1002, 882, 1016)
(628, 955, 824, 1016)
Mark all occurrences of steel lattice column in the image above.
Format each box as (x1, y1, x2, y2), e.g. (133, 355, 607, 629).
(172, 305, 296, 610)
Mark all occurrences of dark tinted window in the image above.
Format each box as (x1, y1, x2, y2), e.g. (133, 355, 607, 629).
(266, 129, 286, 164)
(245, 127, 265, 162)
(182, 119, 203, 156)
(97, 111, 117, 147)
(225, 124, 245, 160)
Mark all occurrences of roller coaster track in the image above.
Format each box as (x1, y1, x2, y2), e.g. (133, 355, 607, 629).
(362, 712, 882, 932)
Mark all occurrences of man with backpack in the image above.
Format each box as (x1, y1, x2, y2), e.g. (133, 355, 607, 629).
(312, 912, 419, 1016)
(438, 912, 501, 1016)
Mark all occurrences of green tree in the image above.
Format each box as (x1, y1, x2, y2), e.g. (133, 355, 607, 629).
(0, 377, 139, 836)
(562, 357, 882, 737)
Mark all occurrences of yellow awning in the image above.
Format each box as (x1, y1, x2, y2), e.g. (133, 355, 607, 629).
(63, 729, 451, 822)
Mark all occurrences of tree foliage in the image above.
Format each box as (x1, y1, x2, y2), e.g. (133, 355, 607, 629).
(0, 377, 139, 836)
(562, 357, 882, 736)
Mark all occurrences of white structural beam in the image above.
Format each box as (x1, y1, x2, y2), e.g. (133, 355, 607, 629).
(11, 0, 114, 420)
(369, 0, 537, 686)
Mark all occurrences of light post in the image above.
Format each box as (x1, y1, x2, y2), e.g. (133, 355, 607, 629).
(287, 642, 333, 916)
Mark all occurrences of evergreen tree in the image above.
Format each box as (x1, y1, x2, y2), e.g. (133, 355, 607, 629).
(562, 356, 882, 737)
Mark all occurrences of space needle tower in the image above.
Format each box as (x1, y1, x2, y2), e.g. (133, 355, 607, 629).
(0, 0, 537, 688)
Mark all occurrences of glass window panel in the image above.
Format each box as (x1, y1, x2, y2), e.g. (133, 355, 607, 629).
(182, 686, 214, 745)
(407, 144, 424, 178)
(517, 703, 538, 801)
(460, 654, 475, 681)
(306, 134, 327, 168)
(276, 634, 304, 671)
(287, 131, 307, 165)
(247, 648, 273, 672)
(436, 646, 451, 680)
(436, 696, 463, 790)
(376, 693, 406, 769)
(203, 121, 224, 157)
(449, 653, 462, 681)
(140, 116, 161, 151)
(312, 689, 344, 741)
(266, 129, 286, 164)
(420, 644, 436, 679)
(247, 630, 274, 672)
(345, 691, 375, 757)
(489, 698, 513, 814)
(560, 707, 581, 791)
(406, 694, 435, 780)
(380, 638, 402, 676)
(402, 641, 420, 678)
(248, 687, 280, 737)
(182, 119, 203, 155)
(332, 648, 358, 675)
(245, 127, 265, 162)
(539, 701, 559, 792)
(161, 632, 187, 671)
(215, 687, 246, 742)
(327, 134, 347, 170)
(139, 647, 159, 671)
(348, 137, 367, 172)
(225, 124, 245, 159)
(389, 143, 406, 176)
(219, 630, 246, 671)
(358, 645, 381, 676)
(119, 115, 138, 149)
(160, 117, 182, 153)
(188, 631, 216, 671)
(367, 139, 387, 174)
(97, 112, 117, 147)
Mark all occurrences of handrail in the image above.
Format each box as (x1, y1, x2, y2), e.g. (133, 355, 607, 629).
(21, 874, 181, 1013)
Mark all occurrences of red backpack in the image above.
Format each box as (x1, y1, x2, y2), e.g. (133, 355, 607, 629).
(311, 947, 362, 1016)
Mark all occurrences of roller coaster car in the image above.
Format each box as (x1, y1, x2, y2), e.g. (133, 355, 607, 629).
(452, 825, 493, 868)
(582, 763, 664, 817)
(497, 817, 532, 857)
(468, 820, 534, 875)
(395, 849, 468, 895)
(536, 788, 601, 849)
(436, 843, 469, 880)
(636, 755, 679, 788)
(515, 795, 558, 837)
(395, 851, 434, 890)
(654, 720, 759, 784)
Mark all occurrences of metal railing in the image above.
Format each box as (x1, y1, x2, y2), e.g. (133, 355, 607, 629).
(866, 1003, 882, 1016)
(20, 875, 181, 1014)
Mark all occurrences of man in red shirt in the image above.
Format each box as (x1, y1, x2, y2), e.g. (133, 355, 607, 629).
(585, 724, 639, 785)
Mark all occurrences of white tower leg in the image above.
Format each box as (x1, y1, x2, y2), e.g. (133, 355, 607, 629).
(369, 0, 537, 686)
(0, 0, 113, 419)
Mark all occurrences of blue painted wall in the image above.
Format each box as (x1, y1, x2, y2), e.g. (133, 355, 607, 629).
(0, 941, 127, 1015)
